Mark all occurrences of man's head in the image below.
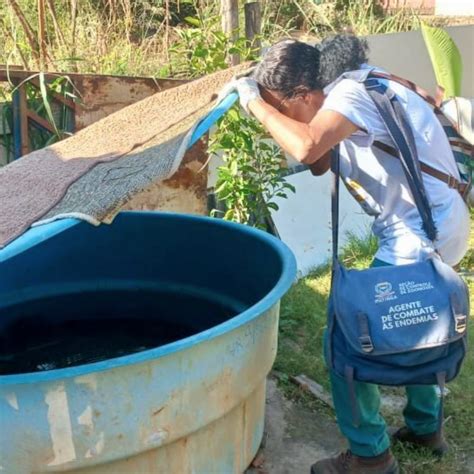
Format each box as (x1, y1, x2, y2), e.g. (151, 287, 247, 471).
(252, 35, 369, 121)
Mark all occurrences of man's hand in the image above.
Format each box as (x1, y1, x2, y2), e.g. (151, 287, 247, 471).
(217, 77, 261, 114)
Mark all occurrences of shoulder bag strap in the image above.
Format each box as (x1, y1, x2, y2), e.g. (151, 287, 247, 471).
(331, 145, 341, 268)
(364, 79, 438, 242)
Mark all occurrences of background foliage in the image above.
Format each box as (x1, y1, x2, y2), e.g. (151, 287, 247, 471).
(0, 0, 448, 77)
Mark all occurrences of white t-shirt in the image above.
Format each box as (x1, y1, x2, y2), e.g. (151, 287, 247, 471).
(321, 69, 470, 266)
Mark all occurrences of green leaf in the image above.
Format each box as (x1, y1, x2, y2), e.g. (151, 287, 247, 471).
(38, 72, 60, 137)
(184, 17, 201, 27)
(218, 135, 235, 149)
(194, 47, 209, 58)
(44, 134, 59, 146)
(157, 65, 171, 78)
(267, 202, 279, 211)
(421, 22, 463, 98)
(212, 31, 227, 43)
(224, 209, 235, 220)
(230, 160, 239, 176)
(215, 181, 229, 194)
(226, 108, 240, 122)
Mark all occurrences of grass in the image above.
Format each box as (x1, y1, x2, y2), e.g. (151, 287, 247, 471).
(276, 226, 474, 473)
(290, 0, 422, 39)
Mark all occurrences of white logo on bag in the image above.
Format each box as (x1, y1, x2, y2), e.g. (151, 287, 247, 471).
(375, 282, 397, 303)
(399, 281, 434, 295)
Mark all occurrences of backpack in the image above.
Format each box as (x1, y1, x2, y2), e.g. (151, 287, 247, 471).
(326, 72, 470, 427)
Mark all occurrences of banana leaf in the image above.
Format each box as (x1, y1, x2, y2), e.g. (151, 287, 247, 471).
(421, 22, 463, 98)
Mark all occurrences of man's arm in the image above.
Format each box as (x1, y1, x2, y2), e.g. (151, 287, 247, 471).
(309, 151, 331, 175)
(248, 99, 357, 165)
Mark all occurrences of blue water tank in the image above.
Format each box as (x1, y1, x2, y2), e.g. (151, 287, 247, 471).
(0, 212, 296, 473)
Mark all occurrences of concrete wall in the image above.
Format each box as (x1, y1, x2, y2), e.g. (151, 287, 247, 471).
(366, 24, 473, 97)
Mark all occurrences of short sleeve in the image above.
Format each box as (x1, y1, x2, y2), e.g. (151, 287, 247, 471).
(321, 79, 380, 147)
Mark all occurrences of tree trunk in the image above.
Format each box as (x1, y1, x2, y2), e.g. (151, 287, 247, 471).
(244, 1, 261, 57)
(221, 0, 240, 65)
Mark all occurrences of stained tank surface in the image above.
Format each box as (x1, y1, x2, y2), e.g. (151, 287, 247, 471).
(0, 211, 296, 473)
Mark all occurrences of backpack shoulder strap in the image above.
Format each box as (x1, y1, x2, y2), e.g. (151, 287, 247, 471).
(369, 71, 444, 108)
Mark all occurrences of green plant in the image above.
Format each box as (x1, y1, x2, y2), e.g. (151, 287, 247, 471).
(294, 0, 421, 38)
(261, 0, 303, 36)
(165, 5, 291, 231)
(340, 230, 379, 269)
(421, 22, 463, 98)
(0, 103, 13, 164)
(0, 0, 171, 75)
(0, 71, 78, 164)
(168, 13, 257, 78)
(209, 106, 295, 229)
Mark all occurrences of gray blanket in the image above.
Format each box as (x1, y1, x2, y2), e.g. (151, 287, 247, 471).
(0, 65, 245, 247)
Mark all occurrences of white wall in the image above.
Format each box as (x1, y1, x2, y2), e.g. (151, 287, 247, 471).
(436, 0, 474, 16)
(271, 171, 372, 278)
(366, 25, 474, 97)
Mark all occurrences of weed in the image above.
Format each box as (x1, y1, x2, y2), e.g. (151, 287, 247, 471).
(294, 0, 422, 38)
(168, 13, 256, 78)
(0, 71, 78, 158)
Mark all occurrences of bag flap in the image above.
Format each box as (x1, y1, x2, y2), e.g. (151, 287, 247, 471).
(331, 259, 469, 356)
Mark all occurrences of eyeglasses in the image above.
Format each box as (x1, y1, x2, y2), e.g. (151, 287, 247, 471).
(275, 94, 301, 113)
(276, 95, 291, 112)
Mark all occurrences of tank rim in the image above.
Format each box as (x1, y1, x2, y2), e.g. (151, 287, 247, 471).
(0, 212, 297, 385)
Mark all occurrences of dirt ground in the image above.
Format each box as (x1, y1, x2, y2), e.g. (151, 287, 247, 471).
(246, 379, 346, 474)
(246, 377, 474, 474)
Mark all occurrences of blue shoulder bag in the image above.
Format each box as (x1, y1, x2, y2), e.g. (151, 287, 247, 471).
(326, 75, 470, 426)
